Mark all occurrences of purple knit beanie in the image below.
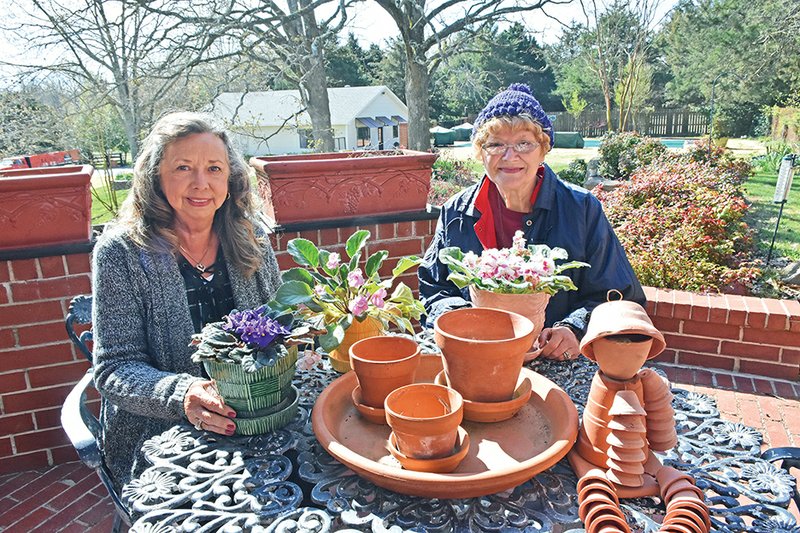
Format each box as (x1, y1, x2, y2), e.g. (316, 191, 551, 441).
(472, 83, 554, 148)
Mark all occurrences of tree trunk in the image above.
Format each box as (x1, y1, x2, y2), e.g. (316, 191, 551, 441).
(405, 57, 431, 151)
(301, 58, 335, 152)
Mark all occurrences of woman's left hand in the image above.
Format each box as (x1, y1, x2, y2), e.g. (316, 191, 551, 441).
(184, 380, 237, 435)
(534, 326, 581, 362)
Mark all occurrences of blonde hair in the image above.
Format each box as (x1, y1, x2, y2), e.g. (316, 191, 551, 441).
(472, 114, 552, 158)
(116, 111, 265, 277)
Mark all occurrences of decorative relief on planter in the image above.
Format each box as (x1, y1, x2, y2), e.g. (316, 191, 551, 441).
(0, 165, 93, 250)
(251, 150, 437, 224)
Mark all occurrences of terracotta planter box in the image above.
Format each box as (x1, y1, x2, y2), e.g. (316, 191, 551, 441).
(250, 150, 437, 224)
(0, 165, 93, 250)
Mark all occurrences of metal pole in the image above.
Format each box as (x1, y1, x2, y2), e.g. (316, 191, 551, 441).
(766, 201, 786, 266)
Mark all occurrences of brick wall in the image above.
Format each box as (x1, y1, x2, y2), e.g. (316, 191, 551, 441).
(0, 211, 798, 475)
(0, 253, 93, 474)
(646, 287, 800, 381)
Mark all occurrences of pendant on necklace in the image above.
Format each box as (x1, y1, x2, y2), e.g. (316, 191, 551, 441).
(195, 263, 206, 273)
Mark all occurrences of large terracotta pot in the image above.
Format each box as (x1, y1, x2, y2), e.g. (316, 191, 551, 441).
(469, 287, 550, 355)
(328, 316, 384, 373)
(384, 383, 463, 459)
(349, 336, 421, 408)
(0, 165, 93, 250)
(433, 307, 535, 403)
(250, 150, 437, 225)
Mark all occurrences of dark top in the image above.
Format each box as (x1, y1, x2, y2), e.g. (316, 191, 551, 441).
(178, 251, 236, 334)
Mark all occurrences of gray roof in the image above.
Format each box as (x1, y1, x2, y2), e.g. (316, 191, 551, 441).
(211, 86, 407, 127)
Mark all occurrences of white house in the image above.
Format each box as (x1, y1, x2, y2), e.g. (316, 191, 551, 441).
(209, 86, 409, 156)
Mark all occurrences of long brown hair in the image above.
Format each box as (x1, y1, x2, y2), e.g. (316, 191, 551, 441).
(116, 111, 265, 277)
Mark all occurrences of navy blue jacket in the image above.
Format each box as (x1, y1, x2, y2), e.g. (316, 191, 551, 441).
(419, 164, 646, 334)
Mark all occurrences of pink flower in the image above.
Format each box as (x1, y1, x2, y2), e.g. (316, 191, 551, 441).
(326, 253, 341, 270)
(347, 268, 365, 288)
(348, 295, 369, 316)
(314, 284, 326, 297)
(512, 230, 526, 251)
(297, 350, 322, 371)
(370, 287, 387, 309)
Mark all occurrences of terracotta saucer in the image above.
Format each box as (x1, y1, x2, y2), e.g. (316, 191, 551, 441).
(351, 386, 387, 425)
(387, 426, 470, 473)
(435, 370, 533, 423)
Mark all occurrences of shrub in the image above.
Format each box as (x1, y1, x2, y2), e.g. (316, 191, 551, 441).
(678, 139, 752, 185)
(752, 139, 799, 174)
(598, 132, 667, 180)
(432, 156, 479, 186)
(559, 159, 587, 186)
(428, 179, 465, 206)
(596, 157, 761, 293)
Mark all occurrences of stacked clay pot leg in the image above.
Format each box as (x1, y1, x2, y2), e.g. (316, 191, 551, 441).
(657, 467, 711, 533)
(605, 390, 647, 487)
(577, 469, 631, 533)
(641, 369, 678, 452)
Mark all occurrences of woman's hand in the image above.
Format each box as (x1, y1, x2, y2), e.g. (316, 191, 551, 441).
(184, 380, 237, 436)
(534, 326, 581, 362)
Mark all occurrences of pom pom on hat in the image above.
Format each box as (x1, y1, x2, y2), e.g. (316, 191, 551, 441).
(472, 83, 554, 148)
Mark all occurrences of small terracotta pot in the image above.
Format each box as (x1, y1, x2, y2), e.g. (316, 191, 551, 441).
(469, 287, 550, 356)
(434, 307, 535, 402)
(384, 383, 464, 459)
(350, 336, 421, 408)
(591, 335, 653, 380)
(328, 316, 384, 373)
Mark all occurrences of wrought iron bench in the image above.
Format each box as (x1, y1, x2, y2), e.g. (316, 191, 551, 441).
(60, 294, 131, 533)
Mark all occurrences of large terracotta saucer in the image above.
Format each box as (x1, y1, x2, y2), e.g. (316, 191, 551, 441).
(312, 354, 579, 498)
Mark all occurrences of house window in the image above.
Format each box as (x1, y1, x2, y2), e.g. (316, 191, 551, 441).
(393, 125, 399, 138)
(356, 126, 370, 148)
(298, 129, 313, 149)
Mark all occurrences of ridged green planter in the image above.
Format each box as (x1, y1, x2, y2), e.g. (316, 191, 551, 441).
(234, 385, 299, 435)
(203, 346, 298, 414)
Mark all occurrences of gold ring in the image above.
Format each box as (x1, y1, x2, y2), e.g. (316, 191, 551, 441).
(562, 351, 571, 360)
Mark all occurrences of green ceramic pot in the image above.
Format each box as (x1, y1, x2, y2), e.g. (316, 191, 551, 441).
(233, 385, 299, 435)
(203, 346, 298, 412)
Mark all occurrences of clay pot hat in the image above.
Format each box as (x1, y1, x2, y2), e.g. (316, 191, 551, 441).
(580, 298, 666, 361)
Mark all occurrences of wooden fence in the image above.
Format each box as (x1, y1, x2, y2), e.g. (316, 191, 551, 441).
(550, 109, 709, 138)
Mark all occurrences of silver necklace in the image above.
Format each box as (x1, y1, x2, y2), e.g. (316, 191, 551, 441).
(179, 243, 212, 273)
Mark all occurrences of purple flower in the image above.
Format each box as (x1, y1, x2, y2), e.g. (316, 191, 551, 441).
(348, 295, 369, 316)
(370, 287, 387, 309)
(223, 310, 290, 349)
(326, 253, 341, 270)
(347, 268, 365, 288)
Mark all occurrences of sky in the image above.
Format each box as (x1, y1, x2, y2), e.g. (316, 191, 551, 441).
(341, 0, 678, 48)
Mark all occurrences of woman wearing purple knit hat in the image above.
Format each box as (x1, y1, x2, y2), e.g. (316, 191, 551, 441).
(419, 83, 645, 361)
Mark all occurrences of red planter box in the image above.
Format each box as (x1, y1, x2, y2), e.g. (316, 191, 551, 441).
(250, 150, 437, 224)
(0, 165, 93, 250)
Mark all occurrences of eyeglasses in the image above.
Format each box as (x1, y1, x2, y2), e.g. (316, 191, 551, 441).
(481, 141, 540, 156)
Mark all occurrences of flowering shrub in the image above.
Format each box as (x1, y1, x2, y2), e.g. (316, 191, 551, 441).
(439, 231, 589, 294)
(559, 158, 588, 186)
(680, 139, 752, 184)
(599, 132, 667, 181)
(272, 230, 425, 351)
(190, 306, 316, 372)
(428, 179, 464, 206)
(596, 157, 761, 292)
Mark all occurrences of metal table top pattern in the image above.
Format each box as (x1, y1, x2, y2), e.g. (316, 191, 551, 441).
(125, 344, 798, 532)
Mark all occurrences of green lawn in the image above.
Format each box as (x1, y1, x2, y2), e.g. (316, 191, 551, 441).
(91, 185, 128, 224)
(743, 169, 800, 261)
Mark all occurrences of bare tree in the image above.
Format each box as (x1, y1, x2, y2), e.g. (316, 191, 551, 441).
(374, 0, 566, 151)
(1, 0, 242, 158)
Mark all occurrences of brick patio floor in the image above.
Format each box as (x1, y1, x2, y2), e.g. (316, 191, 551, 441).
(0, 363, 797, 532)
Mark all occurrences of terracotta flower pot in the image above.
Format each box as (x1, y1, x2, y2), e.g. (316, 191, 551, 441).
(384, 383, 464, 459)
(250, 150, 437, 225)
(468, 287, 550, 357)
(434, 307, 535, 402)
(0, 165, 93, 250)
(350, 336, 421, 408)
(328, 316, 384, 373)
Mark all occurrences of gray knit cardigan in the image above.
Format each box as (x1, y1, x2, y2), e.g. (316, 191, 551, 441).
(91, 224, 281, 490)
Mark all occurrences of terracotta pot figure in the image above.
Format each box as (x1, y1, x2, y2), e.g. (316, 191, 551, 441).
(568, 298, 710, 533)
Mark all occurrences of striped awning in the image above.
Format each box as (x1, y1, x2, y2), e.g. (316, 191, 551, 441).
(392, 115, 408, 124)
(356, 117, 382, 128)
(375, 116, 395, 126)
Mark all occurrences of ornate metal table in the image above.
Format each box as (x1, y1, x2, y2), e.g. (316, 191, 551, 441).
(125, 342, 798, 532)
